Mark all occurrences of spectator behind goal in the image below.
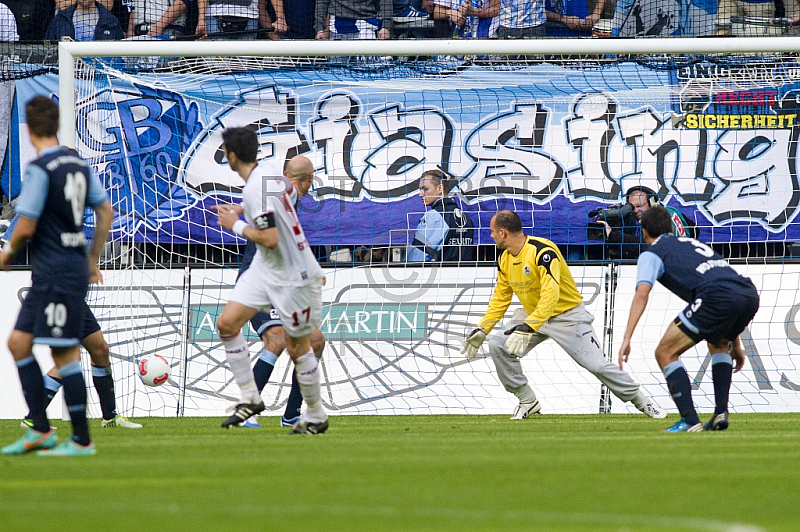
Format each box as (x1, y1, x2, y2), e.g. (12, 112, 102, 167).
(46, 0, 124, 40)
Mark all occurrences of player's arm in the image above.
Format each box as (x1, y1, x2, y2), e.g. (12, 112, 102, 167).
(618, 250, 662, 368)
(0, 215, 36, 271)
(213, 205, 279, 248)
(478, 262, 513, 333)
(521, 248, 561, 332)
(729, 335, 746, 373)
(461, 259, 512, 359)
(87, 202, 113, 282)
(504, 248, 561, 354)
(1, 164, 48, 270)
(85, 168, 113, 283)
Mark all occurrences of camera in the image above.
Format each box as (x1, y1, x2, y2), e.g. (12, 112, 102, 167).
(587, 202, 635, 241)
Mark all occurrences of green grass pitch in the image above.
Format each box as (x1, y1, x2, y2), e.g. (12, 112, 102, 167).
(1, 413, 798, 531)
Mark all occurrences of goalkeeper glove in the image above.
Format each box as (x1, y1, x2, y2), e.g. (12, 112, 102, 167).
(504, 323, 534, 355)
(460, 328, 487, 360)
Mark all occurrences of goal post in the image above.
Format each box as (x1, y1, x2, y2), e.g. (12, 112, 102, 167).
(49, 37, 800, 418)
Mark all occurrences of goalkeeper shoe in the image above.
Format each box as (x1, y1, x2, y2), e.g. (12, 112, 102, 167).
(221, 401, 265, 429)
(510, 401, 542, 420)
(661, 418, 704, 433)
(704, 411, 729, 431)
(280, 415, 300, 427)
(102, 415, 143, 429)
(290, 417, 329, 435)
(241, 416, 262, 429)
(639, 400, 667, 419)
(2, 428, 58, 455)
(38, 439, 96, 457)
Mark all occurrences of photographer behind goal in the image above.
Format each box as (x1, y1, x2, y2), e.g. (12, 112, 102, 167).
(588, 186, 696, 259)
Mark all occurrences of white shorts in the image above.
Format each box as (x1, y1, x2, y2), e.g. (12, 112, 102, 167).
(229, 266, 322, 337)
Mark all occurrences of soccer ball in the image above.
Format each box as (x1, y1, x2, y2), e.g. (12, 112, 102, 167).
(137, 355, 170, 387)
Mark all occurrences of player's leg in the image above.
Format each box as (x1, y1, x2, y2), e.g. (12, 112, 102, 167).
(654, 321, 702, 430)
(217, 300, 263, 427)
(486, 330, 544, 418)
(22, 365, 61, 428)
(704, 337, 734, 431)
(79, 320, 143, 429)
(282, 327, 324, 425)
(3, 290, 59, 455)
(704, 288, 759, 431)
(542, 304, 666, 418)
(3, 330, 59, 454)
(44, 344, 97, 453)
(276, 281, 327, 434)
(251, 309, 285, 394)
(239, 310, 283, 428)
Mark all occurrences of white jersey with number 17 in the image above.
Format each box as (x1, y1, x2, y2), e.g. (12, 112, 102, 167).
(242, 163, 323, 285)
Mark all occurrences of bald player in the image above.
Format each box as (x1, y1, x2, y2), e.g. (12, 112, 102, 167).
(461, 210, 666, 419)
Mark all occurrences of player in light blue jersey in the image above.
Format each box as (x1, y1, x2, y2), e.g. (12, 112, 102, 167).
(1, 96, 113, 456)
(618, 206, 759, 432)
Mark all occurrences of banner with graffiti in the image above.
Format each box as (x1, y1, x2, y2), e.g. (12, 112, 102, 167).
(4, 56, 800, 247)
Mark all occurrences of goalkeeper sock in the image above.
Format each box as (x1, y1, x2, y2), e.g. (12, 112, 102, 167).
(91, 365, 118, 420)
(59, 361, 91, 446)
(221, 332, 260, 404)
(294, 350, 325, 422)
(17, 355, 49, 433)
(710, 353, 733, 416)
(663, 361, 700, 425)
(253, 349, 278, 393)
(513, 384, 538, 405)
(284, 370, 303, 420)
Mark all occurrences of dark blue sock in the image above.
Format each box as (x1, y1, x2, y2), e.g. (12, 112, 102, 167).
(711, 354, 733, 416)
(92, 365, 117, 420)
(663, 361, 700, 425)
(284, 370, 303, 420)
(26, 374, 61, 422)
(252, 357, 275, 394)
(17, 356, 50, 432)
(59, 361, 91, 446)
(43, 375, 63, 409)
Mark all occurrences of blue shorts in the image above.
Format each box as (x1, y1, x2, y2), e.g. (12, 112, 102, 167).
(249, 307, 282, 337)
(81, 307, 101, 339)
(675, 279, 760, 345)
(15, 285, 88, 347)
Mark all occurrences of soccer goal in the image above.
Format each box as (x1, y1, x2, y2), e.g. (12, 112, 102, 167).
(54, 37, 800, 418)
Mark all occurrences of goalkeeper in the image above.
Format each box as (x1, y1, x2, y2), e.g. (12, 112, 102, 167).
(461, 210, 666, 419)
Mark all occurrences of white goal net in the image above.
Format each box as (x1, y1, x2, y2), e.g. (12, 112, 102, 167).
(51, 38, 800, 417)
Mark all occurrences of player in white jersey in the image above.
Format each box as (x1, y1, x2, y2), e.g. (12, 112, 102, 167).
(212, 127, 328, 435)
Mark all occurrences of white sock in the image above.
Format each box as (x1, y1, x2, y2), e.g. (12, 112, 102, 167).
(294, 350, 326, 422)
(221, 332, 260, 404)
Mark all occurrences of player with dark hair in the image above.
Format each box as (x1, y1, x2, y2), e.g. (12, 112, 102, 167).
(461, 210, 665, 420)
(618, 206, 760, 432)
(407, 168, 476, 262)
(1, 95, 113, 456)
(213, 127, 328, 434)
(239, 155, 326, 428)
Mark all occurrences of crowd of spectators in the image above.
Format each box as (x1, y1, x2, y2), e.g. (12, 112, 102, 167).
(0, 0, 797, 43)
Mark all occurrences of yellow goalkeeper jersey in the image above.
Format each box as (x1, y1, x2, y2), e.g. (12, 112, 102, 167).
(478, 236, 583, 333)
